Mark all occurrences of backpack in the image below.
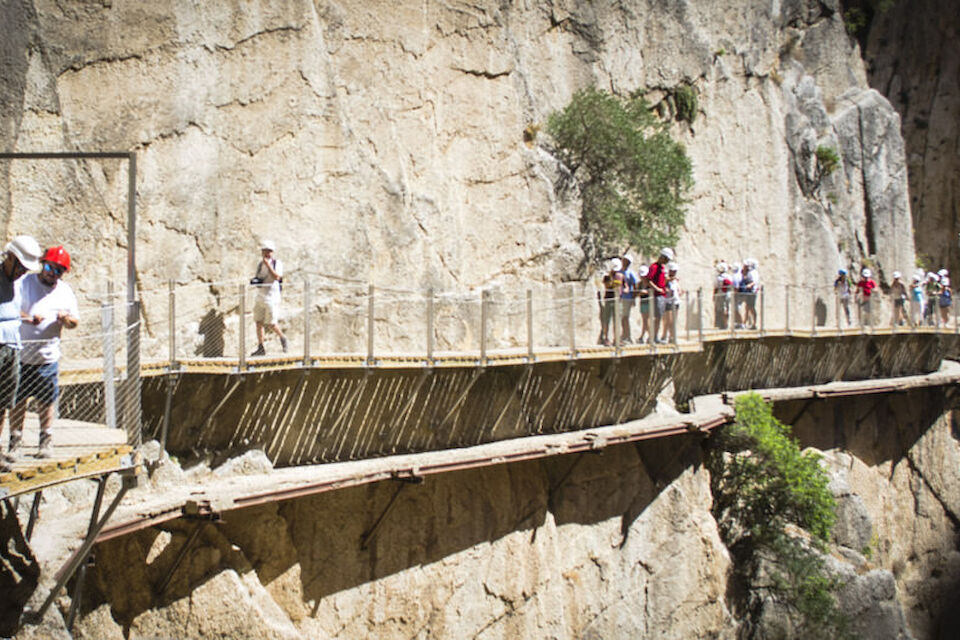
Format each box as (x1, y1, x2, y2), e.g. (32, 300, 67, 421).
(940, 288, 952, 307)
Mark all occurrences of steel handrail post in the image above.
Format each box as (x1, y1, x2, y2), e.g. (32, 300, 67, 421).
(302, 276, 311, 366)
(697, 288, 704, 344)
(427, 287, 435, 365)
(238, 284, 246, 371)
(613, 295, 621, 354)
(366, 284, 375, 365)
(685, 290, 691, 342)
(526, 288, 534, 362)
(569, 283, 577, 358)
(811, 287, 817, 336)
(168, 279, 176, 369)
(480, 289, 489, 365)
(785, 284, 791, 334)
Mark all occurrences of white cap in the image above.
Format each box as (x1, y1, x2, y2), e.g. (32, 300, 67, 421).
(260, 239, 276, 251)
(609, 258, 623, 271)
(892, 271, 902, 279)
(638, 265, 649, 277)
(622, 253, 634, 265)
(659, 247, 675, 260)
(5, 235, 41, 271)
(861, 268, 872, 278)
(667, 261, 678, 272)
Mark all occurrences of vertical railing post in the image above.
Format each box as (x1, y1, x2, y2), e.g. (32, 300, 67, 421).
(613, 295, 621, 353)
(954, 293, 958, 334)
(426, 287, 435, 365)
(168, 279, 176, 370)
(302, 276, 311, 366)
(835, 291, 841, 333)
(366, 283, 375, 365)
(697, 287, 703, 344)
(730, 289, 737, 339)
(759, 286, 765, 335)
(101, 294, 116, 432)
(526, 289, 534, 362)
(785, 284, 791, 334)
(238, 283, 247, 371)
(480, 289, 489, 365)
(672, 296, 678, 346)
(124, 300, 142, 448)
(569, 283, 577, 358)
(811, 288, 817, 336)
(685, 290, 691, 342)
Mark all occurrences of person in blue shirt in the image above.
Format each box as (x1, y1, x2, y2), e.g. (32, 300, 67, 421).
(0, 235, 42, 471)
(619, 254, 639, 344)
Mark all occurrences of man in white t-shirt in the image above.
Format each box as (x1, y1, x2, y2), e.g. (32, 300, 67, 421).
(250, 239, 288, 356)
(10, 246, 79, 459)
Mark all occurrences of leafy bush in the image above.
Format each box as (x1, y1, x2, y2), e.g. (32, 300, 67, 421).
(708, 393, 847, 636)
(816, 145, 840, 178)
(675, 85, 698, 123)
(545, 88, 693, 258)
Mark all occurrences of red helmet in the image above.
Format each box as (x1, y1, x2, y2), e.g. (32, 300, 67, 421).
(42, 246, 70, 271)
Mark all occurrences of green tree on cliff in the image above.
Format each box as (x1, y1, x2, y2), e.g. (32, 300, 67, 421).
(545, 88, 693, 259)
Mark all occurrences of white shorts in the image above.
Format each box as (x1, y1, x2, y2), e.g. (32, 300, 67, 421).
(253, 298, 279, 325)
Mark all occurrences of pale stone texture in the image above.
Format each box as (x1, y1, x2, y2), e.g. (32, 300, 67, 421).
(0, 0, 915, 354)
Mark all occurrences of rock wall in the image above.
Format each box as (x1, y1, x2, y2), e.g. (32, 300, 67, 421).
(0, 0, 914, 330)
(864, 0, 959, 275)
(51, 383, 960, 639)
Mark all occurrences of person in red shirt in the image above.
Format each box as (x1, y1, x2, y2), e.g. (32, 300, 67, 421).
(855, 268, 877, 327)
(647, 248, 673, 344)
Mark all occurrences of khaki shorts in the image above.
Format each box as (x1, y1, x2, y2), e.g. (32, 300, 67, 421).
(253, 298, 279, 325)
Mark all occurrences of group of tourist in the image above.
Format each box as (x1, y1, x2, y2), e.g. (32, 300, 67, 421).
(712, 259, 761, 330)
(838, 266, 953, 328)
(0, 235, 79, 471)
(597, 247, 681, 346)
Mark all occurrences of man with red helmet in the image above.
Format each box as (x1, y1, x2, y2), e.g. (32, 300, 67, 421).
(9, 245, 79, 459)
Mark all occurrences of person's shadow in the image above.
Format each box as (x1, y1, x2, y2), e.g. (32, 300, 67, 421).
(196, 309, 225, 357)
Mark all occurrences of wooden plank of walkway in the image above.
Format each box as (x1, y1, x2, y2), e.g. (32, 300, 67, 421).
(0, 414, 134, 499)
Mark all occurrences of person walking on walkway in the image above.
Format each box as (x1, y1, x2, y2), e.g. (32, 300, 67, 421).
(250, 240, 288, 356)
(855, 268, 877, 327)
(637, 265, 651, 344)
(0, 235, 42, 471)
(10, 246, 79, 459)
(647, 248, 672, 344)
(619, 254, 638, 344)
(835, 268, 853, 326)
(597, 258, 623, 346)
(890, 271, 908, 327)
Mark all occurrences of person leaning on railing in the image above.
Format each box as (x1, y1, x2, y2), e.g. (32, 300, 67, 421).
(0, 235, 42, 471)
(9, 246, 79, 460)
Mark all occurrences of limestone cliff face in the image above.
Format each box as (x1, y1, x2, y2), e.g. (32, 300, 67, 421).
(864, 0, 959, 275)
(61, 387, 960, 640)
(1, 0, 913, 311)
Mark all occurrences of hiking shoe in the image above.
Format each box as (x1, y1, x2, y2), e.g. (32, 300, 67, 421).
(250, 344, 266, 357)
(36, 432, 53, 459)
(280, 336, 288, 353)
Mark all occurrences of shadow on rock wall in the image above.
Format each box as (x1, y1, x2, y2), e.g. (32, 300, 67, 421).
(81, 435, 696, 630)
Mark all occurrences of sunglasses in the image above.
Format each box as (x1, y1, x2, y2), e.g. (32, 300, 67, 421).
(42, 262, 66, 276)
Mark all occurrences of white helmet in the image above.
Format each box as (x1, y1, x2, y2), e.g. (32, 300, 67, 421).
(5, 235, 41, 271)
(938, 268, 949, 277)
(716, 262, 728, 274)
(745, 258, 758, 268)
(638, 265, 649, 277)
(861, 268, 872, 278)
(667, 261, 679, 272)
(260, 239, 276, 252)
(731, 262, 741, 272)
(892, 271, 902, 279)
(927, 271, 939, 282)
(659, 247, 675, 260)
(609, 258, 623, 271)
(622, 253, 634, 266)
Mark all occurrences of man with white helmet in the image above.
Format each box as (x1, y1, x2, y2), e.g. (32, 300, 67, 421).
(939, 271, 953, 325)
(0, 235, 42, 471)
(250, 239, 288, 356)
(855, 268, 877, 327)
